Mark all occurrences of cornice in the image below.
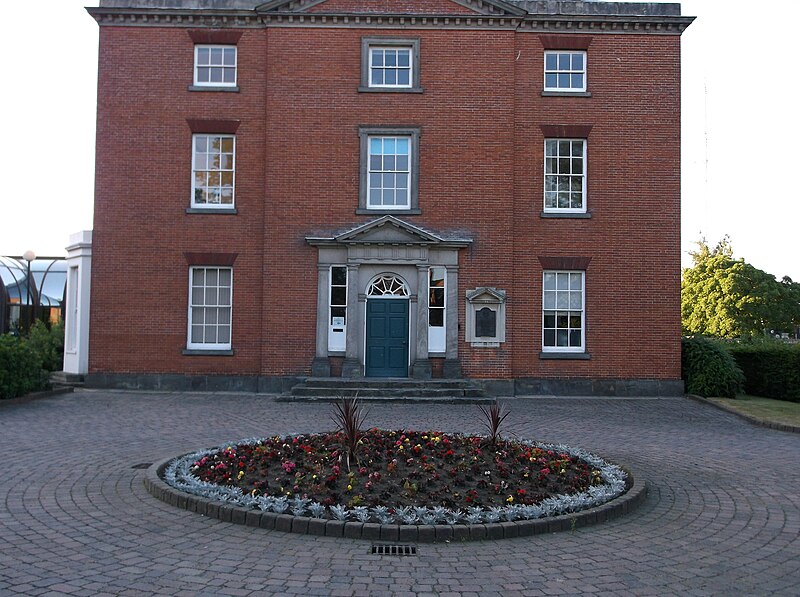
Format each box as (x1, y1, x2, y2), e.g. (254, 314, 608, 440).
(87, 7, 693, 34)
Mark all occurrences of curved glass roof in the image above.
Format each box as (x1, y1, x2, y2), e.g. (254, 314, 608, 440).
(0, 256, 66, 308)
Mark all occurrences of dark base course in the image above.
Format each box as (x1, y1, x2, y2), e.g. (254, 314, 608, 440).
(144, 455, 647, 542)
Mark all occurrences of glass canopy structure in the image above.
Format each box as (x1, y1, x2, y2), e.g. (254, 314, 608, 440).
(0, 256, 67, 334)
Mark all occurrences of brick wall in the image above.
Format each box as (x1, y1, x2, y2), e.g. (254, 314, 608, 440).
(90, 24, 682, 381)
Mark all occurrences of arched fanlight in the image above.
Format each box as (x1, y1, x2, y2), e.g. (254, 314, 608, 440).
(367, 274, 409, 297)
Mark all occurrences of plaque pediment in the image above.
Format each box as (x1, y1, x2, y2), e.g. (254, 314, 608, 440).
(466, 287, 506, 304)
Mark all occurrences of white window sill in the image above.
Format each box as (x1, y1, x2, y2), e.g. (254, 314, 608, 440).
(182, 348, 234, 356)
(470, 340, 501, 348)
(541, 211, 591, 219)
(356, 208, 421, 215)
(358, 86, 424, 94)
(186, 207, 238, 215)
(541, 90, 592, 97)
(187, 85, 240, 92)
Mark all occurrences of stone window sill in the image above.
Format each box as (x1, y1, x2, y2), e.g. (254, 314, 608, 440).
(187, 85, 240, 92)
(358, 86, 424, 94)
(540, 212, 592, 219)
(541, 91, 592, 97)
(355, 208, 421, 216)
(182, 349, 234, 356)
(186, 207, 238, 215)
(539, 352, 591, 360)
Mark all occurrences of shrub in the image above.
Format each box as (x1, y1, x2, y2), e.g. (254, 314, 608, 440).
(681, 336, 744, 398)
(727, 343, 800, 402)
(0, 335, 48, 400)
(26, 320, 65, 372)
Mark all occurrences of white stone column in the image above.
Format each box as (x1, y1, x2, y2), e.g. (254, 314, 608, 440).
(412, 264, 431, 379)
(443, 266, 461, 377)
(63, 231, 92, 377)
(311, 264, 330, 376)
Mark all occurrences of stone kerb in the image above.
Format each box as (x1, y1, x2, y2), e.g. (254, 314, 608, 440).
(144, 455, 647, 542)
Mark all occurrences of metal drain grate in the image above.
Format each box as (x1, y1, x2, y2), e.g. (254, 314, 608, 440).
(131, 462, 152, 469)
(371, 543, 417, 556)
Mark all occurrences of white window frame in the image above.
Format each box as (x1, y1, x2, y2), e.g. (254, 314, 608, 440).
(544, 138, 587, 213)
(187, 266, 233, 351)
(542, 270, 585, 353)
(193, 45, 237, 87)
(428, 267, 446, 353)
(328, 265, 347, 353)
(367, 135, 412, 210)
(543, 50, 586, 92)
(191, 134, 236, 209)
(368, 46, 413, 89)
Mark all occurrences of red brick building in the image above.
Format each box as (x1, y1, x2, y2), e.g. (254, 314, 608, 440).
(87, 0, 693, 395)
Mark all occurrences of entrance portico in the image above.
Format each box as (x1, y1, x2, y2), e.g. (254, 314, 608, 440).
(306, 216, 471, 379)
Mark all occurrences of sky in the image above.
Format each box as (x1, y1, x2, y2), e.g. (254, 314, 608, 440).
(2, 0, 798, 281)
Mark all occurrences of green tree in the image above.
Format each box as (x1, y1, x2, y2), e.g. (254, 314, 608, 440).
(681, 238, 790, 338)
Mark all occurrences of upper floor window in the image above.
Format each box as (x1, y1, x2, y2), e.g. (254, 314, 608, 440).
(194, 45, 237, 87)
(360, 38, 422, 93)
(192, 134, 235, 208)
(544, 139, 586, 213)
(188, 266, 233, 350)
(358, 127, 420, 213)
(542, 271, 584, 352)
(544, 51, 586, 92)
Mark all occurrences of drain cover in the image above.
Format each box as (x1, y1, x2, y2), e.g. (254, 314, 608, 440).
(131, 462, 152, 470)
(371, 544, 417, 556)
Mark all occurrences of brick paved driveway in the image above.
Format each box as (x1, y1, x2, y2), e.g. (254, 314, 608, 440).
(0, 391, 798, 596)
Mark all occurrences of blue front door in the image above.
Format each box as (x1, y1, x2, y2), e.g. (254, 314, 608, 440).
(366, 299, 409, 377)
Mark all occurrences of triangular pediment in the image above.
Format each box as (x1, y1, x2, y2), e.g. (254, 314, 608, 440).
(335, 216, 443, 245)
(466, 287, 506, 303)
(257, 0, 525, 17)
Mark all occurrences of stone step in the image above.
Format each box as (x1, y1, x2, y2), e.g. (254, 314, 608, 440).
(278, 394, 493, 404)
(283, 377, 491, 402)
(49, 371, 85, 388)
(290, 386, 487, 398)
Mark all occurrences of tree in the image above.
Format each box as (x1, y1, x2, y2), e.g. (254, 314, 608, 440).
(681, 238, 794, 338)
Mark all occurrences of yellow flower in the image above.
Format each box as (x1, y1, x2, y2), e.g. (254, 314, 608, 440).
(347, 485, 353, 491)
(506, 496, 514, 503)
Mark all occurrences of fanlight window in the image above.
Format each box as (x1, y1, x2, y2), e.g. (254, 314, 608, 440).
(367, 274, 409, 297)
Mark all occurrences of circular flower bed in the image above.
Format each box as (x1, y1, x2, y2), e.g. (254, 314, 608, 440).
(163, 429, 628, 525)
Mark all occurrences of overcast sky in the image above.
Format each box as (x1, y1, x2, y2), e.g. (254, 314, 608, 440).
(2, 0, 798, 281)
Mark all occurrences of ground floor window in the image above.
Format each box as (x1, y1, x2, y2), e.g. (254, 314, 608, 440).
(542, 270, 584, 352)
(428, 267, 445, 352)
(188, 266, 232, 350)
(329, 265, 347, 352)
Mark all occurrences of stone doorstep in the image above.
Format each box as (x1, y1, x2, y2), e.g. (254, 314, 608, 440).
(144, 456, 647, 542)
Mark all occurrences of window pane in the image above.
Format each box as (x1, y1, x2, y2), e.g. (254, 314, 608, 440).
(558, 192, 570, 208)
(571, 74, 583, 89)
(223, 48, 236, 66)
(191, 325, 204, 343)
(558, 73, 569, 88)
(198, 48, 210, 63)
(193, 269, 204, 285)
(543, 313, 555, 328)
(569, 292, 582, 309)
(569, 313, 582, 328)
(385, 51, 397, 67)
(384, 138, 395, 153)
(556, 329, 568, 346)
(545, 192, 557, 208)
(192, 288, 204, 304)
(543, 272, 556, 290)
(191, 309, 203, 324)
(204, 326, 217, 344)
(218, 326, 231, 344)
(331, 266, 347, 286)
(371, 70, 383, 85)
(210, 68, 223, 83)
(545, 73, 557, 88)
(543, 291, 555, 309)
(556, 293, 569, 308)
(331, 306, 346, 321)
(396, 155, 408, 171)
(331, 287, 346, 305)
(556, 273, 569, 290)
(544, 329, 555, 346)
(572, 158, 583, 173)
(398, 70, 410, 86)
(570, 272, 582, 289)
(398, 50, 410, 67)
(545, 53, 557, 70)
(545, 140, 557, 156)
(572, 142, 583, 157)
(429, 288, 444, 307)
(558, 53, 570, 69)
(569, 330, 581, 346)
(371, 49, 384, 66)
(396, 138, 409, 154)
(218, 269, 231, 286)
(572, 53, 584, 70)
(223, 69, 235, 83)
(370, 137, 382, 154)
(210, 48, 223, 64)
(429, 308, 444, 327)
(218, 287, 231, 306)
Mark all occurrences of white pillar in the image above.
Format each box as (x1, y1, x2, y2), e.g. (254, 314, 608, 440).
(63, 231, 92, 376)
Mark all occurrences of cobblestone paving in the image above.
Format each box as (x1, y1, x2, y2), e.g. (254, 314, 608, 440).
(1, 390, 798, 596)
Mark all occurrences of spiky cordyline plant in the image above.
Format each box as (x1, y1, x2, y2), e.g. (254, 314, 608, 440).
(331, 395, 368, 471)
(478, 399, 510, 445)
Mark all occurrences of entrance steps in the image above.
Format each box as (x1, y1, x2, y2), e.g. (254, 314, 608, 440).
(280, 377, 491, 403)
(50, 371, 85, 390)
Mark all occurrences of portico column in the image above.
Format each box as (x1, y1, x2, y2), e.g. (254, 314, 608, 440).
(342, 263, 363, 378)
(412, 264, 432, 379)
(443, 265, 462, 378)
(311, 264, 330, 377)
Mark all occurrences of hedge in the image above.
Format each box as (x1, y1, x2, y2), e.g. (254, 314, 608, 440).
(727, 343, 800, 402)
(681, 336, 744, 399)
(0, 335, 49, 400)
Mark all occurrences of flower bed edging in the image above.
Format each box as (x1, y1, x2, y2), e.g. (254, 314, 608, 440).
(144, 452, 647, 542)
